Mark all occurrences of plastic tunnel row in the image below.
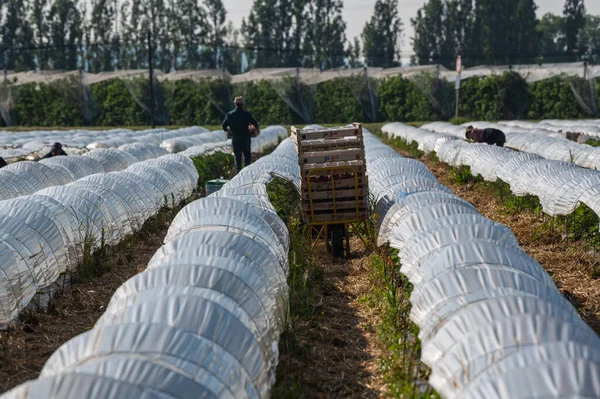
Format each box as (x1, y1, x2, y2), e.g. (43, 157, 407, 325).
(0, 144, 169, 200)
(0, 124, 287, 328)
(422, 121, 600, 171)
(176, 126, 288, 159)
(365, 130, 600, 398)
(0, 136, 300, 398)
(504, 119, 600, 138)
(387, 122, 600, 223)
(0, 126, 220, 160)
(0, 123, 249, 201)
(0, 124, 280, 163)
(0, 152, 200, 328)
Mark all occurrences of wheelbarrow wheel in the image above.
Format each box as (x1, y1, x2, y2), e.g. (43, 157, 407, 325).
(330, 225, 345, 258)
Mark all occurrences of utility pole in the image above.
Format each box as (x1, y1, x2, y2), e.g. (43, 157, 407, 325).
(455, 55, 462, 120)
(147, 30, 155, 129)
(364, 66, 377, 122)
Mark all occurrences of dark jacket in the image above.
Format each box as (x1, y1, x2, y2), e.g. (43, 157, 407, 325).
(222, 107, 259, 139)
(42, 149, 68, 159)
(469, 128, 505, 145)
(0, 157, 6, 169)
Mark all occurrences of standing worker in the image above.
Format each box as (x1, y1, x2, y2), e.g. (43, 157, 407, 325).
(465, 126, 506, 147)
(222, 96, 260, 171)
(42, 142, 68, 159)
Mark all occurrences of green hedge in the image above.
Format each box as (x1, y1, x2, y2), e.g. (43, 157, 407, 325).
(2, 73, 599, 127)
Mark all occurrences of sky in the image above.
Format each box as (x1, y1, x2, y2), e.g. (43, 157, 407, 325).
(223, 0, 600, 59)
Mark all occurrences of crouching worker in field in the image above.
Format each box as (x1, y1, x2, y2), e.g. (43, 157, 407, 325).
(42, 142, 68, 159)
(465, 126, 506, 147)
(222, 96, 260, 171)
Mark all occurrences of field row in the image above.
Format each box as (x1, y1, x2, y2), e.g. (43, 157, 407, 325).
(368, 128, 600, 398)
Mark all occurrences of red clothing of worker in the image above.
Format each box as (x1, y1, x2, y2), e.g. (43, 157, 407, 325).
(468, 128, 486, 142)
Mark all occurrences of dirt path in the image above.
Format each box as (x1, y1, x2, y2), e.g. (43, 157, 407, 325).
(401, 150, 600, 335)
(0, 211, 174, 393)
(276, 238, 389, 398)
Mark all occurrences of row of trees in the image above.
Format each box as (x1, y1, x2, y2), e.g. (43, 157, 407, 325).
(1, 0, 598, 73)
(0, 0, 403, 73)
(412, 0, 600, 68)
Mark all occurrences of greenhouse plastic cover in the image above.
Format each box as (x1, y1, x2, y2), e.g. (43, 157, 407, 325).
(5, 126, 600, 398)
(0, 126, 214, 161)
(1, 133, 296, 398)
(0, 154, 198, 327)
(384, 122, 600, 227)
(366, 130, 600, 398)
(3, 62, 596, 88)
(0, 140, 176, 202)
(160, 130, 226, 153)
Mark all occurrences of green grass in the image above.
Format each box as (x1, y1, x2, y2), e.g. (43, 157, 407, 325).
(267, 177, 320, 398)
(361, 251, 438, 398)
(584, 138, 600, 148)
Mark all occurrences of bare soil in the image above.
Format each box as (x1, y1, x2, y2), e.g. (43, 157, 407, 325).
(276, 238, 389, 398)
(0, 212, 173, 393)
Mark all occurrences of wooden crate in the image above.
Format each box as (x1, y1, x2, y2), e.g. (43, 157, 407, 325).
(302, 188, 368, 201)
(300, 148, 365, 165)
(297, 137, 363, 153)
(300, 160, 365, 174)
(302, 210, 370, 223)
(301, 177, 367, 192)
(302, 199, 368, 212)
(293, 123, 370, 224)
(292, 123, 363, 141)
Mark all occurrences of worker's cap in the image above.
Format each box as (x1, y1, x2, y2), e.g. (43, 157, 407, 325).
(465, 125, 474, 132)
(234, 96, 244, 104)
(51, 142, 62, 150)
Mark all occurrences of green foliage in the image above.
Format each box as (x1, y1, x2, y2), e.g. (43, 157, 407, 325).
(191, 152, 235, 194)
(458, 73, 529, 120)
(527, 77, 587, 120)
(171, 79, 234, 126)
(236, 80, 300, 125)
(362, 0, 402, 68)
(364, 254, 437, 398)
(448, 165, 483, 186)
(449, 116, 473, 125)
(266, 177, 301, 225)
(92, 79, 148, 126)
(379, 75, 441, 122)
(2, 74, 599, 127)
(14, 79, 87, 127)
(565, 204, 600, 245)
(390, 137, 424, 159)
(313, 77, 368, 123)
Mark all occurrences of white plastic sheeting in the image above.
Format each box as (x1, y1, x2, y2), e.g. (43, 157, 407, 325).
(368, 131, 600, 398)
(118, 142, 169, 160)
(384, 122, 600, 227)
(160, 130, 227, 153)
(0, 155, 198, 328)
(179, 141, 232, 158)
(3, 62, 596, 87)
(422, 120, 600, 171)
(1, 136, 296, 398)
(0, 126, 211, 161)
(252, 126, 289, 153)
(0, 143, 170, 201)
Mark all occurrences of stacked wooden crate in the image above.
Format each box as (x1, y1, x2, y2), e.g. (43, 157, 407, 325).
(292, 123, 370, 223)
